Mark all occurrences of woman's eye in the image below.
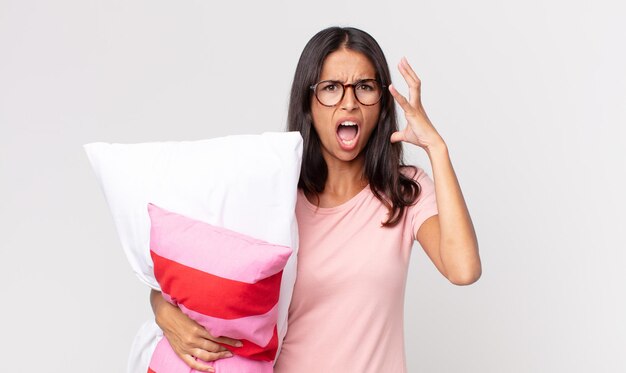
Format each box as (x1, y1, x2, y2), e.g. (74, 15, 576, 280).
(323, 84, 338, 91)
(358, 83, 374, 91)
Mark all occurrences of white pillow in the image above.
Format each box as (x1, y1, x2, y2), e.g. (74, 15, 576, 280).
(83, 132, 302, 373)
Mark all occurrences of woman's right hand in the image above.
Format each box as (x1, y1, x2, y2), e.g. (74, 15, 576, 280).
(150, 289, 242, 372)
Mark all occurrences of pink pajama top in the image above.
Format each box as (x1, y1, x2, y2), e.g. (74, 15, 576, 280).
(274, 167, 439, 373)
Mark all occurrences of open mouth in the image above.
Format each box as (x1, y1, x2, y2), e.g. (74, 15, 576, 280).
(336, 121, 359, 146)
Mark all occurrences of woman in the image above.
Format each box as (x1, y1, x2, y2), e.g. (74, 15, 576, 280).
(151, 26, 481, 372)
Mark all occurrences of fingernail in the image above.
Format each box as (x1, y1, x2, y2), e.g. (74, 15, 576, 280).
(235, 341, 243, 347)
(225, 352, 233, 357)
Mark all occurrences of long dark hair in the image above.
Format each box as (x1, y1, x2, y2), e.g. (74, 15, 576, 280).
(287, 26, 421, 227)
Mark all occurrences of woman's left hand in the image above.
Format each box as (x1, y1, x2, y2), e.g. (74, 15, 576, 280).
(388, 57, 444, 151)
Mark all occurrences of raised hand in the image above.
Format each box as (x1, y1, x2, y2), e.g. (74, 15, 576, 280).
(388, 57, 444, 151)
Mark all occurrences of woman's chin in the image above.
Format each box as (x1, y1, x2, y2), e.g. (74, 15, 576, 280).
(323, 147, 365, 165)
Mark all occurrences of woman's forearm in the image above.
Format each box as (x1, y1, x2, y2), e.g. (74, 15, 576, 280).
(427, 141, 481, 285)
(150, 289, 164, 313)
(150, 289, 177, 329)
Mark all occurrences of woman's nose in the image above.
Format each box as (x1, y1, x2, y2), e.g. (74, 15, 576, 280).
(340, 86, 359, 110)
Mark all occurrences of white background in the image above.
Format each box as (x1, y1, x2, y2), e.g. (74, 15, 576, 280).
(1, 0, 625, 372)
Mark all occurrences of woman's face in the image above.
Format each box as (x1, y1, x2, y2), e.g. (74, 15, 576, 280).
(310, 48, 381, 166)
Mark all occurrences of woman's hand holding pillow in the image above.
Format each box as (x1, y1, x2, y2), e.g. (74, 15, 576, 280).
(151, 290, 242, 372)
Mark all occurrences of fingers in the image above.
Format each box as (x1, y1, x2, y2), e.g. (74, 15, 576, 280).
(175, 339, 235, 372)
(158, 305, 241, 370)
(400, 56, 421, 85)
(166, 327, 236, 371)
(390, 131, 406, 144)
(192, 347, 234, 362)
(197, 336, 229, 353)
(397, 57, 422, 108)
(389, 84, 414, 115)
(210, 335, 244, 348)
(197, 326, 243, 348)
(181, 354, 215, 372)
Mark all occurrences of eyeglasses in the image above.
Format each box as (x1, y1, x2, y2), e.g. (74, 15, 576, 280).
(310, 79, 386, 107)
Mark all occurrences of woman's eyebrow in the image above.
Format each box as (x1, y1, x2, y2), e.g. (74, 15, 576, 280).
(321, 76, 376, 83)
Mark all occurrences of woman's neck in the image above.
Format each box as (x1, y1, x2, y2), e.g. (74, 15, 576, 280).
(310, 152, 368, 208)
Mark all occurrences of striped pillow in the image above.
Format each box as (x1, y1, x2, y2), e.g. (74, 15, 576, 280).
(146, 203, 292, 373)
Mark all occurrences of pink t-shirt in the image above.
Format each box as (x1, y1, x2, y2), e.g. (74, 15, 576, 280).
(274, 167, 439, 373)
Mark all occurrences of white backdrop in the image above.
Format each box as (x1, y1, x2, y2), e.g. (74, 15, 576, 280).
(1, 0, 625, 372)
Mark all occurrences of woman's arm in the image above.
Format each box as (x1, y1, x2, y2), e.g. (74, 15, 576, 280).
(389, 56, 482, 285)
(150, 289, 242, 372)
(417, 143, 481, 285)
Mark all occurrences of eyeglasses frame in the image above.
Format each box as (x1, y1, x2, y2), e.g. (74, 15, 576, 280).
(309, 79, 387, 107)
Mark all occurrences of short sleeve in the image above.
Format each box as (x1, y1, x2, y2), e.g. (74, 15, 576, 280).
(406, 166, 438, 240)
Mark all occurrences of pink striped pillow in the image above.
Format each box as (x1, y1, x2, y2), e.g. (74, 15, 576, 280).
(146, 203, 293, 373)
